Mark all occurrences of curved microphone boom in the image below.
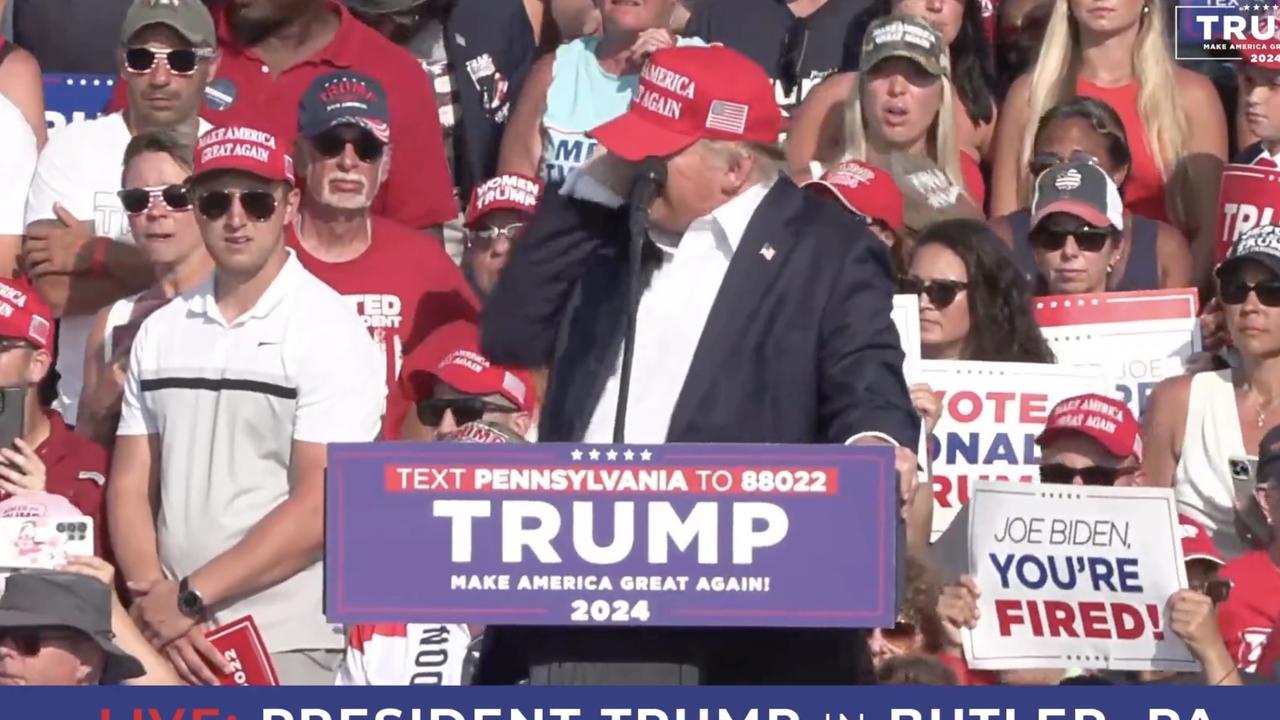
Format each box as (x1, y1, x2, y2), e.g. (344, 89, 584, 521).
(613, 158, 667, 444)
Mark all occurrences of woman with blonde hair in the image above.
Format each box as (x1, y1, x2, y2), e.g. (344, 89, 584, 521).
(786, 0, 997, 197)
(988, 0, 1226, 284)
(837, 14, 981, 204)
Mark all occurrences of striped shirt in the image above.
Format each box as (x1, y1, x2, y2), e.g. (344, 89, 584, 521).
(118, 251, 386, 653)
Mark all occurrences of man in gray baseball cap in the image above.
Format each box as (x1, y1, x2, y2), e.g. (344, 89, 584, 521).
(0, 571, 146, 685)
(119, 0, 217, 50)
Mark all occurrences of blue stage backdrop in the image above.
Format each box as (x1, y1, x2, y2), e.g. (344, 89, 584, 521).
(325, 443, 898, 628)
(2, 685, 1266, 719)
(43, 74, 115, 131)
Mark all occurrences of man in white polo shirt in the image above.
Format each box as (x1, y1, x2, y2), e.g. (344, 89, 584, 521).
(106, 125, 386, 685)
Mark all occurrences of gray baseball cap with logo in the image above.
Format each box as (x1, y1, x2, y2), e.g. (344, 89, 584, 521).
(1216, 224, 1280, 280)
(120, 0, 217, 49)
(859, 15, 948, 77)
(1030, 160, 1125, 231)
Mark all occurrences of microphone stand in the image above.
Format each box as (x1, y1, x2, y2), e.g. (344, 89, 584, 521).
(613, 158, 666, 444)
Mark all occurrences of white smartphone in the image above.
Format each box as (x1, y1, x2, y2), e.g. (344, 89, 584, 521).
(0, 516, 93, 569)
(1229, 455, 1258, 485)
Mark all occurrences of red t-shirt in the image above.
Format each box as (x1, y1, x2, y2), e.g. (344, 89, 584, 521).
(287, 217, 479, 438)
(109, 0, 457, 229)
(1216, 549, 1280, 674)
(1256, 619, 1280, 680)
(32, 411, 110, 558)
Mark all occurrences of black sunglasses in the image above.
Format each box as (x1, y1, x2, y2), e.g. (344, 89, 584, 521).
(1030, 227, 1115, 253)
(312, 128, 385, 163)
(1220, 278, 1280, 306)
(195, 189, 279, 222)
(778, 17, 808, 97)
(1029, 151, 1101, 178)
(118, 185, 192, 215)
(417, 397, 514, 427)
(1040, 463, 1137, 486)
(0, 627, 82, 656)
(900, 276, 968, 309)
(123, 46, 211, 75)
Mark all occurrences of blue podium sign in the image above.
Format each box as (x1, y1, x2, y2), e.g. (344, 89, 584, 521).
(325, 443, 897, 628)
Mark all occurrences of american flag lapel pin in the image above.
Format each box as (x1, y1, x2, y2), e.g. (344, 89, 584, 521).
(760, 243, 776, 261)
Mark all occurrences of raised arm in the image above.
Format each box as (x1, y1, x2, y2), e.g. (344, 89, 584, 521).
(482, 177, 622, 367)
(785, 71, 855, 182)
(496, 54, 555, 178)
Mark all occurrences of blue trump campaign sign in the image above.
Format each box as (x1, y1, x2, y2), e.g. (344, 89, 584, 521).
(43, 74, 115, 132)
(7, 685, 1272, 718)
(325, 443, 897, 628)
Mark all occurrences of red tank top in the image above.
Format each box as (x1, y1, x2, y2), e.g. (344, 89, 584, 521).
(961, 151, 986, 211)
(1075, 77, 1168, 223)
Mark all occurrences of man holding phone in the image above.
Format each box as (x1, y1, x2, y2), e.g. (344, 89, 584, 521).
(0, 278, 110, 554)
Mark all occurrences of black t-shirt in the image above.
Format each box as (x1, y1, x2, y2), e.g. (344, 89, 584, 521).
(1235, 141, 1268, 165)
(8, 0, 133, 73)
(685, 0, 872, 115)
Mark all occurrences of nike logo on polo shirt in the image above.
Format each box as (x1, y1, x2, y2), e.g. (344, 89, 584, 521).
(257, 341, 280, 347)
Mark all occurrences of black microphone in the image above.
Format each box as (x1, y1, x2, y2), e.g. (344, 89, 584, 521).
(613, 158, 668, 444)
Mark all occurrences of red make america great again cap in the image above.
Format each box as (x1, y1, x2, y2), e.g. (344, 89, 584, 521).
(590, 45, 784, 161)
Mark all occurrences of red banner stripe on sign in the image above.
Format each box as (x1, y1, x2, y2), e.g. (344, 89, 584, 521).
(1032, 289, 1199, 327)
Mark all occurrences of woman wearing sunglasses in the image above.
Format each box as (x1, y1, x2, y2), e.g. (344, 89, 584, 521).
(1144, 225, 1280, 561)
(1023, 159, 1130, 296)
(76, 131, 211, 447)
(989, 97, 1191, 292)
(988, 0, 1226, 284)
(901, 220, 1053, 549)
(496, 0, 704, 185)
(904, 219, 1054, 364)
(786, 0, 996, 194)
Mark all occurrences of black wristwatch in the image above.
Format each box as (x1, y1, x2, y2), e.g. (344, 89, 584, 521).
(177, 577, 206, 619)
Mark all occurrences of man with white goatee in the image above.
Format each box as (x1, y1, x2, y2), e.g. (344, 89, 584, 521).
(286, 71, 479, 440)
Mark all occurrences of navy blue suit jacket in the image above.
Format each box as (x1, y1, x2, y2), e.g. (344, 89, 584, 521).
(481, 177, 918, 450)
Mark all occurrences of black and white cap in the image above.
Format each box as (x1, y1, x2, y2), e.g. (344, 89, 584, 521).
(1216, 224, 1280, 280)
(1030, 160, 1125, 232)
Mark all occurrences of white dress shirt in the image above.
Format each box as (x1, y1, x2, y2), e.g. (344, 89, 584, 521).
(578, 178, 771, 443)
(562, 168, 901, 448)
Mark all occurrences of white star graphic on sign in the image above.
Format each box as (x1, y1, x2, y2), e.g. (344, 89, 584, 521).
(589, 449, 601, 461)
(640, 450, 653, 461)
(571, 449, 583, 461)
(606, 449, 618, 461)
(623, 450, 635, 461)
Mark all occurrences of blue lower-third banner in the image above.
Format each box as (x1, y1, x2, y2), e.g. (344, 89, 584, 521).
(6, 686, 1268, 719)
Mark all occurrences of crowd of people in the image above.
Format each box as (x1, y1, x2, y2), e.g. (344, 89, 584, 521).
(0, 0, 1276, 688)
